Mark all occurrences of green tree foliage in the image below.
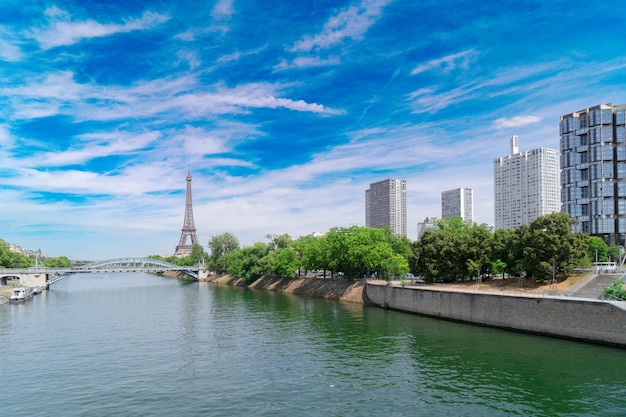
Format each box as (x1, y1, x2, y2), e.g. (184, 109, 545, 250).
(0, 239, 32, 268)
(190, 244, 208, 266)
(316, 226, 407, 280)
(412, 213, 587, 283)
(265, 233, 293, 250)
(608, 245, 622, 263)
(520, 213, 586, 280)
(587, 236, 609, 264)
(43, 256, 72, 268)
(215, 226, 410, 283)
(260, 247, 300, 278)
(414, 218, 492, 282)
(295, 235, 324, 275)
(194, 213, 592, 286)
(492, 228, 524, 276)
(148, 245, 207, 267)
(225, 242, 269, 284)
(208, 233, 239, 273)
(491, 259, 507, 279)
(603, 280, 626, 300)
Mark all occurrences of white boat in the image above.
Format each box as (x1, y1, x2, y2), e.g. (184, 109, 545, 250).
(10, 287, 33, 302)
(31, 286, 43, 295)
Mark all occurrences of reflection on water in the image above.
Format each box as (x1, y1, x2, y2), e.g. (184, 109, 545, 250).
(1, 273, 625, 417)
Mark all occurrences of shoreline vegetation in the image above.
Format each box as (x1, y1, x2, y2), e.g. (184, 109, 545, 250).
(191, 270, 589, 305)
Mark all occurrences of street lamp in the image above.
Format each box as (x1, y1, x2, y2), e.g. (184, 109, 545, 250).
(595, 247, 598, 274)
(551, 256, 557, 289)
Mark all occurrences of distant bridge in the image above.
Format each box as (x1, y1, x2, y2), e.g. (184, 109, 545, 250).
(0, 257, 208, 287)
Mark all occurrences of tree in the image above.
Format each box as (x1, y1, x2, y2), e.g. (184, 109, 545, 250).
(492, 228, 524, 277)
(491, 259, 507, 280)
(0, 239, 33, 268)
(225, 242, 269, 284)
(608, 245, 622, 263)
(587, 236, 609, 265)
(261, 247, 299, 279)
(43, 256, 72, 268)
(520, 213, 586, 280)
(208, 232, 240, 273)
(190, 244, 208, 266)
(412, 218, 494, 283)
(266, 233, 293, 250)
(295, 235, 324, 275)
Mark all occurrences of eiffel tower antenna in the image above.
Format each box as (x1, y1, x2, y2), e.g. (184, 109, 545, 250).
(174, 169, 200, 257)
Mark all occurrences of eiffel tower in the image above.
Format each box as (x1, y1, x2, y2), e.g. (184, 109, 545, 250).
(174, 170, 200, 257)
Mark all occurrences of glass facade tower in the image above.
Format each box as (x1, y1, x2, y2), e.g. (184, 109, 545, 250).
(560, 103, 626, 245)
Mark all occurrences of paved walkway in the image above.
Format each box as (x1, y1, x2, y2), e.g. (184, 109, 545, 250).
(570, 273, 624, 299)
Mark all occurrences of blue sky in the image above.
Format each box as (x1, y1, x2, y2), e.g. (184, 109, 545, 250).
(2, 0, 626, 259)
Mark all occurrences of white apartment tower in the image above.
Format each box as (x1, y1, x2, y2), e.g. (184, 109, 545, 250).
(494, 135, 560, 229)
(561, 103, 626, 245)
(365, 178, 407, 236)
(441, 188, 473, 222)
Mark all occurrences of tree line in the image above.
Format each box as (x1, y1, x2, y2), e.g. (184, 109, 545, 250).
(189, 212, 616, 285)
(0, 239, 72, 269)
(3, 211, 614, 287)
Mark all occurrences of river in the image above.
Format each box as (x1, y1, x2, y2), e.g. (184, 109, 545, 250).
(1, 272, 625, 416)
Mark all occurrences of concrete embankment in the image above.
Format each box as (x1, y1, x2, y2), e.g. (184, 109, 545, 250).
(201, 274, 366, 303)
(365, 281, 626, 348)
(162, 271, 626, 347)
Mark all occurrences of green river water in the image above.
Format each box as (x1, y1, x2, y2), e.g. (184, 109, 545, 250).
(1, 272, 625, 416)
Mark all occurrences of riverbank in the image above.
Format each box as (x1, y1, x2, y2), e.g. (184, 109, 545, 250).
(201, 274, 366, 303)
(196, 273, 626, 348)
(366, 280, 626, 348)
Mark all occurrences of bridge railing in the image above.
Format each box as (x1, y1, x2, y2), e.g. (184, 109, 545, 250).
(80, 257, 188, 270)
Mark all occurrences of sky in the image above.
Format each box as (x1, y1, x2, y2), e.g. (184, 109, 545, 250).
(2, 0, 626, 260)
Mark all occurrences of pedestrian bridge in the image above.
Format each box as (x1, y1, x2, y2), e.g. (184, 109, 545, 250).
(0, 257, 208, 288)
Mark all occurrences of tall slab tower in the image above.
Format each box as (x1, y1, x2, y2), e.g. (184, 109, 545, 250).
(174, 170, 200, 257)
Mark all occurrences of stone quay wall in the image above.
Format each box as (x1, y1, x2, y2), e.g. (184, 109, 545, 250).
(365, 282, 626, 348)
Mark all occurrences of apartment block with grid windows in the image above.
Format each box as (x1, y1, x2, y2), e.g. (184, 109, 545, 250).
(561, 103, 626, 245)
(365, 178, 407, 237)
(441, 188, 473, 223)
(494, 135, 559, 230)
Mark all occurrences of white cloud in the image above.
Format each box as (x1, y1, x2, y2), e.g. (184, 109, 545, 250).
(0, 32, 24, 61)
(34, 131, 160, 167)
(493, 115, 541, 129)
(407, 61, 566, 114)
(274, 56, 341, 71)
(290, 0, 392, 52)
(32, 8, 170, 49)
(2, 71, 344, 124)
(411, 49, 476, 75)
(211, 0, 235, 19)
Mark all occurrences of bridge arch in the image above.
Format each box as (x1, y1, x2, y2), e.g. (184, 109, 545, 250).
(80, 257, 182, 270)
(1, 275, 20, 286)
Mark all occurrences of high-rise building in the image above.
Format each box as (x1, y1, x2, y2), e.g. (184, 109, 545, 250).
(561, 103, 626, 245)
(441, 188, 473, 222)
(494, 135, 559, 230)
(365, 179, 407, 236)
(417, 217, 439, 240)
